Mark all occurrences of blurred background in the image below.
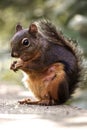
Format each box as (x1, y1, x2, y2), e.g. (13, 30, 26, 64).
(0, 0, 87, 108)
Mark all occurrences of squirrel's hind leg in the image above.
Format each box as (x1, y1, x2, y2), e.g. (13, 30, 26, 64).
(18, 98, 41, 105)
(18, 98, 57, 106)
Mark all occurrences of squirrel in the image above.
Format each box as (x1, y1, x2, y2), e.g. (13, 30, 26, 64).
(10, 20, 82, 105)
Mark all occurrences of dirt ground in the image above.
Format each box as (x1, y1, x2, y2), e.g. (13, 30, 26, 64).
(0, 83, 87, 130)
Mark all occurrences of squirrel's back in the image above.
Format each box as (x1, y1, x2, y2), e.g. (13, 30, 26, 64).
(36, 20, 83, 96)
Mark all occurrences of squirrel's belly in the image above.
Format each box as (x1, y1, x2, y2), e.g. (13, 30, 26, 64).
(22, 63, 65, 100)
(22, 71, 45, 99)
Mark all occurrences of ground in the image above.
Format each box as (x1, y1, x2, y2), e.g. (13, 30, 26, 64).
(0, 83, 87, 130)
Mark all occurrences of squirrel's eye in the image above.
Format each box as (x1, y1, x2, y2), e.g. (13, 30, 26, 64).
(22, 38, 30, 46)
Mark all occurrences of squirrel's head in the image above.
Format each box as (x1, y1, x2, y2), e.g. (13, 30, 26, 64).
(11, 22, 46, 61)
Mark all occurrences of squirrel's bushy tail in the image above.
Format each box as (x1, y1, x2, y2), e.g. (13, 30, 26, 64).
(37, 19, 86, 95)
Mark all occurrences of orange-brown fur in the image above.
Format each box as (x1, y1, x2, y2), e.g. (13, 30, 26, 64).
(25, 63, 65, 100)
(12, 59, 66, 105)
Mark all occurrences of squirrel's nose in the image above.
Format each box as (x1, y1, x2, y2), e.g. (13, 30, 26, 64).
(11, 52, 19, 57)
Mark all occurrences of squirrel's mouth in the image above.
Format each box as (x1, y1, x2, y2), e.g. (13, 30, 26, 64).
(11, 51, 20, 58)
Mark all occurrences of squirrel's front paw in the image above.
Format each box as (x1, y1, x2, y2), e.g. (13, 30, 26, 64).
(10, 60, 23, 72)
(10, 61, 18, 71)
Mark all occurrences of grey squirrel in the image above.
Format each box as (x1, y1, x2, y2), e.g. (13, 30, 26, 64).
(10, 20, 83, 105)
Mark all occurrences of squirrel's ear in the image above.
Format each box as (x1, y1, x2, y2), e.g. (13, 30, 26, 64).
(16, 24, 23, 32)
(29, 23, 38, 36)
